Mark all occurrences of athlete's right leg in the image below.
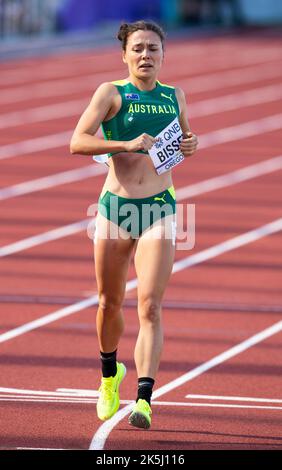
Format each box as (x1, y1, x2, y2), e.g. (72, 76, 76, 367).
(94, 213, 136, 421)
(94, 213, 136, 353)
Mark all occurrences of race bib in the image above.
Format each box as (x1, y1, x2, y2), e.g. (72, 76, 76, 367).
(148, 117, 185, 175)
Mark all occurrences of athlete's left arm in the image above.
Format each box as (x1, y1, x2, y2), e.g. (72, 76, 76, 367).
(175, 87, 199, 157)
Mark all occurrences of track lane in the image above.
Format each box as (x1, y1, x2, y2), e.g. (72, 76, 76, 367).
(0, 33, 281, 450)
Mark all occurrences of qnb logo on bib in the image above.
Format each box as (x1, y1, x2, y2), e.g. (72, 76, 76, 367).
(148, 117, 185, 175)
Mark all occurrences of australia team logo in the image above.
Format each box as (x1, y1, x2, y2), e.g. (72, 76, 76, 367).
(125, 93, 140, 101)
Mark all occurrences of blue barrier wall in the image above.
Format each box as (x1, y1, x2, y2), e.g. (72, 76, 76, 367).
(56, 0, 162, 32)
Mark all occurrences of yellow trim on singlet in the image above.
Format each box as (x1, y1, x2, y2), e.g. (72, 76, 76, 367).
(157, 80, 175, 89)
(111, 79, 129, 86)
(168, 185, 176, 200)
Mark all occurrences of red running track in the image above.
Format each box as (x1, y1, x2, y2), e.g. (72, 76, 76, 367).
(0, 29, 282, 450)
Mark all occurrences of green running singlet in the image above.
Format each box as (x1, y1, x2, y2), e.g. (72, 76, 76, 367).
(101, 80, 180, 157)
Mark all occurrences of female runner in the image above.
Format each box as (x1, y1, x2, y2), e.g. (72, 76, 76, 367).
(70, 20, 198, 429)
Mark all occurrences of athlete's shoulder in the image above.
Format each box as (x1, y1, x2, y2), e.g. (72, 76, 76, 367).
(95, 82, 121, 96)
(174, 86, 186, 99)
(111, 79, 129, 87)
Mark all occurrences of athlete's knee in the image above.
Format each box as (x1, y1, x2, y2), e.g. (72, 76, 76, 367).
(138, 296, 161, 324)
(98, 293, 123, 314)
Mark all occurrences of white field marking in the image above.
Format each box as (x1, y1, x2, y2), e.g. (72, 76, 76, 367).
(0, 42, 280, 86)
(0, 295, 101, 345)
(56, 388, 100, 397)
(1, 155, 281, 256)
(0, 59, 281, 107)
(0, 220, 89, 257)
(0, 130, 72, 160)
(180, 62, 282, 95)
(0, 122, 280, 202)
(89, 318, 282, 450)
(175, 155, 282, 200)
(0, 396, 98, 403)
(198, 113, 282, 149)
(0, 98, 88, 129)
(189, 83, 282, 118)
(0, 385, 281, 410)
(0, 396, 281, 411)
(2, 387, 280, 405)
(0, 218, 281, 346)
(0, 163, 107, 201)
(171, 218, 282, 275)
(15, 448, 65, 450)
(0, 386, 99, 397)
(1, 109, 282, 162)
(1, 83, 282, 130)
(186, 394, 282, 404)
(0, 397, 97, 404)
(0, 54, 125, 87)
(0, 47, 281, 89)
(0, 279, 139, 344)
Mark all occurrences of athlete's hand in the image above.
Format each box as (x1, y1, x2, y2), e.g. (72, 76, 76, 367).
(124, 133, 156, 153)
(180, 131, 199, 157)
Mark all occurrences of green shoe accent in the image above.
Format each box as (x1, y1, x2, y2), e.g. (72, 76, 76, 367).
(96, 362, 126, 421)
(128, 399, 152, 429)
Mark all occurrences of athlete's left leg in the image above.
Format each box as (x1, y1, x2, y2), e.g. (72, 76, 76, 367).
(128, 214, 176, 428)
(133, 214, 176, 379)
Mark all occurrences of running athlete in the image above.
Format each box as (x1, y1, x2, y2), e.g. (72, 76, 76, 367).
(70, 20, 198, 429)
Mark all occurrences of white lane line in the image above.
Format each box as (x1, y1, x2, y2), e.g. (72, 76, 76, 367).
(3, 387, 280, 405)
(0, 386, 99, 397)
(0, 137, 280, 204)
(14, 448, 66, 450)
(0, 293, 100, 344)
(1, 155, 281, 256)
(0, 98, 88, 129)
(90, 318, 282, 450)
(0, 396, 97, 403)
(0, 163, 107, 201)
(163, 402, 282, 411)
(172, 219, 282, 274)
(176, 155, 282, 200)
(0, 43, 281, 89)
(0, 53, 120, 85)
(56, 388, 100, 397)
(0, 220, 89, 257)
(199, 113, 282, 149)
(0, 280, 139, 344)
(0, 59, 281, 107)
(186, 394, 282, 404)
(1, 83, 282, 129)
(189, 83, 282, 118)
(0, 46, 280, 90)
(0, 218, 281, 345)
(0, 396, 281, 411)
(0, 130, 72, 160)
(183, 62, 282, 94)
(1, 112, 282, 161)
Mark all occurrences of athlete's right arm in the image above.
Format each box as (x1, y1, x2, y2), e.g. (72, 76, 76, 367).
(70, 83, 155, 155)
(70, 82, 125, 155)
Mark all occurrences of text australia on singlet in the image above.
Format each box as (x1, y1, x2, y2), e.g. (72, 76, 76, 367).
(128, 103, 177, 115)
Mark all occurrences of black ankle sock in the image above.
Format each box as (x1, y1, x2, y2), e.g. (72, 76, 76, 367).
(136, 377, 155, 405)
(100, 350, 117, 378)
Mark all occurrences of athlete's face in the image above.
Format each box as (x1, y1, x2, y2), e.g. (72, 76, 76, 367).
(123, 30, 164, 79)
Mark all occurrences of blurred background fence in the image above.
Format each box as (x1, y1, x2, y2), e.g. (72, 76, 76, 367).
(0, 0, 282, 40)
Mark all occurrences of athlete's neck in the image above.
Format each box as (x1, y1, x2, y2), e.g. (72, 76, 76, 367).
(127, 76, 157, 91)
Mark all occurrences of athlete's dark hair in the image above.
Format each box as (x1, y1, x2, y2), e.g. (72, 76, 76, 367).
(117, 20, 166, 51)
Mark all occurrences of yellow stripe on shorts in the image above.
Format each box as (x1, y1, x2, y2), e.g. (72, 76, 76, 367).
(168, 186, 176, 200)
